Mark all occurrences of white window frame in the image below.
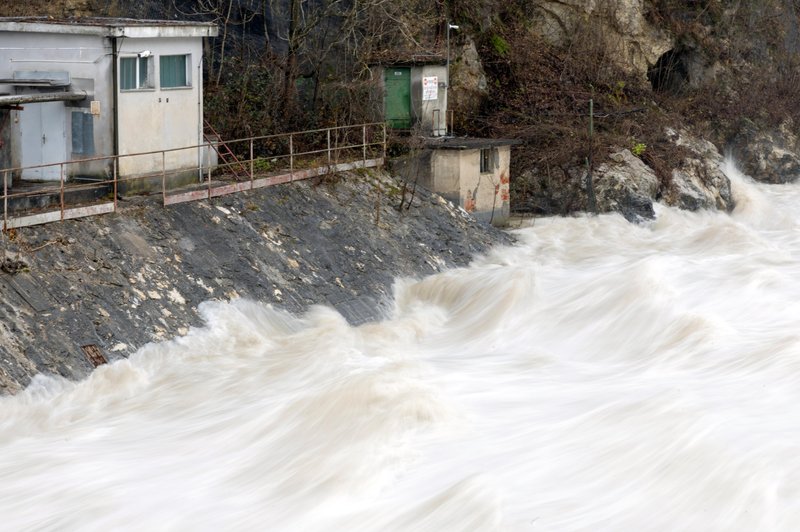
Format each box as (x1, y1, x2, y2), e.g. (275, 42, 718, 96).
(120, 55, 154, 91)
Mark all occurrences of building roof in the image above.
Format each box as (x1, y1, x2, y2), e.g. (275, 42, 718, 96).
(0, 17, 218, 38)
(423, 137, 522, 150)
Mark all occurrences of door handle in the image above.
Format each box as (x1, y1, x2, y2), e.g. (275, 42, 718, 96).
(42, 133, 46, 145)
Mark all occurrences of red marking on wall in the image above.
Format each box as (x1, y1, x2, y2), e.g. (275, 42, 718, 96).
(465, 196, 476, 212)
(500, 172, 510, 185)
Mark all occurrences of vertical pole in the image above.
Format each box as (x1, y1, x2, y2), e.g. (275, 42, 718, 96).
(207, 149, 212, 197)
(327, 129, 331, 166)
(289, 134, 294, 182)
(446, 24, 450, 135)
(3, 170, 7, 232)
(161, 151, 166, 206)
(60, 163, 65, 221)
(382, 123, 387, 165)
(586, 98, 597, 215)
(249, 137, 254, 187)
(362, 125, 367, 166)
(113, 157, 118, 212)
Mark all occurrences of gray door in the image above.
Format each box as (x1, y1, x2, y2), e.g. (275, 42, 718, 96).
(20, 102, 66, 181)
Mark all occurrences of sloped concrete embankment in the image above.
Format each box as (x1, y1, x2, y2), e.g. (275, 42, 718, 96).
(0, 170, 511, 394)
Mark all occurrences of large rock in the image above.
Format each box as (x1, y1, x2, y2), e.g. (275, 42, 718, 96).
(530, 0, 672, 80)
(451, 36, 488, 116)
(727, 120, 800, 184)
(593, 149, 659, 222)
(662, 129, 734, 211)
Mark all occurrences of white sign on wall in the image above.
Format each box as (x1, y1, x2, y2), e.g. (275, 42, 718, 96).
(422, 76, 438, 101)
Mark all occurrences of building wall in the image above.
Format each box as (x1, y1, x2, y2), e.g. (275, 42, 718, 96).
(430, 145, 511, 226)
(116, 36, 203, 182)
(410, 64, 448, 136)
(0, 32, 114, 180)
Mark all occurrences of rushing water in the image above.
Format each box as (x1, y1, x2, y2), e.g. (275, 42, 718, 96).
(2, 163, 800, 531)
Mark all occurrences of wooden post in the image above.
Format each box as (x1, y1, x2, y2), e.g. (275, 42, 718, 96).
(362, 125, 367, 166)
(289, 134, 294, 182)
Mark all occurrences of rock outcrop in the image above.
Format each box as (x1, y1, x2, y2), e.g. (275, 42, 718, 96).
(589, 128, 734, 222)
(727, 120, 800, 184)
(662, 128, 734, 212)
(530, 0, 672, 80)
(593, 149, 659, 222)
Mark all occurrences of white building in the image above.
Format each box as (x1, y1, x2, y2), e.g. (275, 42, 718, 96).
(0, 18, 218, 187)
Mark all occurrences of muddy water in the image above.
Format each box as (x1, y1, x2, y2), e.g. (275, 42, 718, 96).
(1, 163, 799, 530)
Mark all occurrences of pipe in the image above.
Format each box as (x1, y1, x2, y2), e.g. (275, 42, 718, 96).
(0, 91, 86, 106)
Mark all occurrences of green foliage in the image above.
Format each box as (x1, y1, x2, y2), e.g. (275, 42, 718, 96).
(609, 81, 627, 107)
(631, 142, 647, 158)
(490, 34, 511, 56)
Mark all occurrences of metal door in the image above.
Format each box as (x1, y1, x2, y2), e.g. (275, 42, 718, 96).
(20, 102, 66, 181)
(384, 68, 411, 129)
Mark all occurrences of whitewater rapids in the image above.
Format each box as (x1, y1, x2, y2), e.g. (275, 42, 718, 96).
(2, 163, 800, 531)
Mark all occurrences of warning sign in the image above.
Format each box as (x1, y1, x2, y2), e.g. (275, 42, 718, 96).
(422, 76, 438, 101)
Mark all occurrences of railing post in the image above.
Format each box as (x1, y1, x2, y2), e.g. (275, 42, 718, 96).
(362, 125, 367, 167)
(289, 134, 294, 182)
(60, 163, 65, 221)
(3, 170, 7, 232)
(327, 129, 332, 167)
(161, 151, 166, 206)
(249, 137, 254, 188)
(382, 123, 387, 165)
(113, 157, 118, 212)
(207, 149, 212, 198)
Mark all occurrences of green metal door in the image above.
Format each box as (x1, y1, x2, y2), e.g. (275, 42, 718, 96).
(384, 68, 411, 129)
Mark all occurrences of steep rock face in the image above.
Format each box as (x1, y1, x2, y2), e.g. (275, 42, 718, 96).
(663, 129, 734, 211)
(727, 120, 800, 184)
(451, 37, 489, 118)
(594, 149, 658, 222)
(530, 0, 671, 79)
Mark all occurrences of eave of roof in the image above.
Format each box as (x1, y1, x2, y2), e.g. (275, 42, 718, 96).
(0, 17, 219, 38)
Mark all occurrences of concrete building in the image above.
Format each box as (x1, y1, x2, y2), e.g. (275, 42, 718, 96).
(396, 137, 520, 226)
(376, 59, 520, 226)
(0, 17, 218, 186)
(378, 61, 449, 137)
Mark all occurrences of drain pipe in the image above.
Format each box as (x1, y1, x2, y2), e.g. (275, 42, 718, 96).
(111, 37, 120, 164)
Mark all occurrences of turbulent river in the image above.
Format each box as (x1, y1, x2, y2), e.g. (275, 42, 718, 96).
(2, 163, 800, 531)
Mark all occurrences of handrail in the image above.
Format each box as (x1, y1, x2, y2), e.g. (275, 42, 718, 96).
(1, 122, 387, 230)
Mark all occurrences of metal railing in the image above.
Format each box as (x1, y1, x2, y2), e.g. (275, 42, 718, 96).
(1, 122, 387, 230)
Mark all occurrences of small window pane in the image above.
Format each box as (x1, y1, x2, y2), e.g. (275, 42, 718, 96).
(160, 55, 188, 88)
(139, 57, 151, 88)
(120, 57, 136, 90)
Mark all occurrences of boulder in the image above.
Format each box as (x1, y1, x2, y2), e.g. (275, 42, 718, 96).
(727, 120, 800, 184)
(662, 129, 734, 212)
(593, 149, 659, 222)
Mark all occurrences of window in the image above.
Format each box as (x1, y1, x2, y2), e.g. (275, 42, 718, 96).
(160, 55, 190, 88)
(120, 56, 153, 90)
(480, 148, 495, 173)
